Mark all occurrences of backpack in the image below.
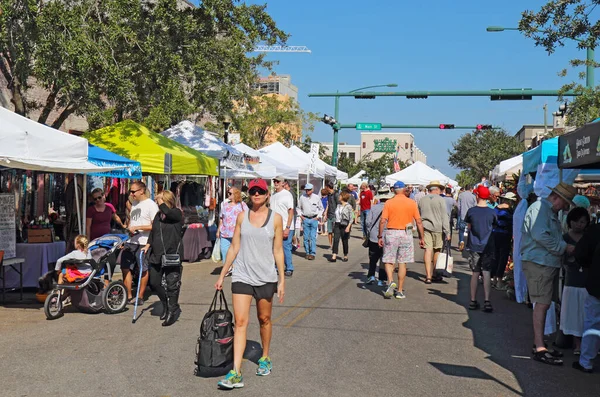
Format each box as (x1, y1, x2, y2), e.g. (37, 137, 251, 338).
(194, 290, 234, 377)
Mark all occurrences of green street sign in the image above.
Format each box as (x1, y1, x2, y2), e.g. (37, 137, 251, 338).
(355, 122, 382, 131)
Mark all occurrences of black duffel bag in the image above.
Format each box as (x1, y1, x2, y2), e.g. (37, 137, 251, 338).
(194, 289, 234, 377)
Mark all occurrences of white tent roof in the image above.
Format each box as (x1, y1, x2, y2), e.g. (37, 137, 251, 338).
(234, 143, 298, 180)
(259, 142, 318, 177)
(0, 106, 120, 173)
(342, 170, 366, 185)
(491, 154, 523, 181)
(385, 161, 455, 187)
(288, 145, 337, 178)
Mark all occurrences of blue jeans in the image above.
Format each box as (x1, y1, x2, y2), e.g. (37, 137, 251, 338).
(220, 237, 232, 261)
(283, 230, 294, 271)
(580, 294, 600, 370)
(302, 218, 318, 255)
(458, 219, 467, 244)
(361, 210, 370, 238)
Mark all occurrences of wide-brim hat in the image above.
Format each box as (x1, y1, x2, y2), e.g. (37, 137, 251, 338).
(549, 182, 577, 205)
(501, 192, 517, 201)
(426, 180, 445, 190)
(376, 189, 394, 200)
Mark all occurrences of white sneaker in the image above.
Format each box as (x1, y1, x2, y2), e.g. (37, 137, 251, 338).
(384, 282, 397, 299)
(395, 290, 406, 299)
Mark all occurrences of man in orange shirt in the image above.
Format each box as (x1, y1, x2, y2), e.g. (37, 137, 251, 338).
(378, 181, 425, 299)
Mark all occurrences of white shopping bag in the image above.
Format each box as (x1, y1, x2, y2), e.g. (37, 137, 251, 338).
(435, 241, 453, 274)
(211, 237, 222, 263)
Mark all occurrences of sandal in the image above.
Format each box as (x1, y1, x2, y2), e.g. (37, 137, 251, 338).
(425, 278, 432, 284)
(532, 350, 563, 366)
(469, 300, 480, 310)
(531, 345, 563, 357)
(483, 301, 493, 313)
(342, 257, 348, 262)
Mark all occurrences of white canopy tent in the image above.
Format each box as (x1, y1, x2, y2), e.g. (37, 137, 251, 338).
(234, 143, 298, 180)
(342, 170, 367, 185)
(385, 161, 456, 187)
(259, 142, 318, 177)
(288, 145, 337, 178)
(490, 154, 523, 182)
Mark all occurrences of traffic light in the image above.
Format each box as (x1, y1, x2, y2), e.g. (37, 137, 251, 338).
(476, 124, 492, 130)
(439, 124, 455, 129)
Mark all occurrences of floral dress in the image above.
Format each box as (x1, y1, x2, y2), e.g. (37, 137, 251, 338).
(220, 201, 248, 239)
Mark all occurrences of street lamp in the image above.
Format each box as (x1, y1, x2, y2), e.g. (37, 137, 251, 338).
(222, 117, 231, 144)
(326, 83, 397, 167)
(486, 25, 595, 88)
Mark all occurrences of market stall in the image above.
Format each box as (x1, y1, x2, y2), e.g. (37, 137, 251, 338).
(490, 154, 522, 183)
(385, 161, 455, 187)
(234, 143, 298, 180)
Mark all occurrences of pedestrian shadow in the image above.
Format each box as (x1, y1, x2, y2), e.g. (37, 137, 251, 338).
(428, 362, 522, 396)
(210, 266, 223, 275)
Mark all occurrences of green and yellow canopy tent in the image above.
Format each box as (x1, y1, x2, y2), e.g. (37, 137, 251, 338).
(84, 120, 219, 176)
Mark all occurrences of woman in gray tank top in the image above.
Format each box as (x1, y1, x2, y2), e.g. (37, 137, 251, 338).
(215, 178, 285, 390)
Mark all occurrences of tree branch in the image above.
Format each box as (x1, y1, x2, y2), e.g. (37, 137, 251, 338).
(37, 82, 60, 125)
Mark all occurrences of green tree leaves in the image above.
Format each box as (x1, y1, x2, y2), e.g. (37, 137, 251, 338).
(448, 128, 523, 186)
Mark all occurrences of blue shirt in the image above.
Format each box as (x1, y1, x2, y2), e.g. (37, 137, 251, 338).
(520, 198, 567, 268)
(465, 206, 497, 253)
(493, 207, 513, 235)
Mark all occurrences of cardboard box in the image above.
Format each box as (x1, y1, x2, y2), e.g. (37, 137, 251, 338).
(27, 228, 53, 243)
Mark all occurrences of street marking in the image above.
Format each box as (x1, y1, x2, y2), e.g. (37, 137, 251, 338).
(285, 278, 352, 328)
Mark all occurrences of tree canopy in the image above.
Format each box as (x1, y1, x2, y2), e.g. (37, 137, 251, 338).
(448, 128, 523, 187)
(0, 0, 287, 130)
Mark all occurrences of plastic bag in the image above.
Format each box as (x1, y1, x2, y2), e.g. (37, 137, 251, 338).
(211, 238, 221, 263)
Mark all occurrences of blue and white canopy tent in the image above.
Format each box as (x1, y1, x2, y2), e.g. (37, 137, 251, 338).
(87, 144, 142, 179)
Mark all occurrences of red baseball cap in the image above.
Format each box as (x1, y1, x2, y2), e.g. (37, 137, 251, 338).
(248, 178, 268, 191)
(475, 185, 490, 199)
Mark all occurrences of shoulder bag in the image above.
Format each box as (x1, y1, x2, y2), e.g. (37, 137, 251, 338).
(160, 221, 182, 267)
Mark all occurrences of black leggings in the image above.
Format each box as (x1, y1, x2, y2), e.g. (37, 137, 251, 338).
(492, 232, 512, 279)
(332, 222, 350, 256)
(148, 262, 183, 309)
(367, 240, 387, 281)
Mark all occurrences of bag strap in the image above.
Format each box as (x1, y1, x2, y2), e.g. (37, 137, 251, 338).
(368, 211, 382, 235)
(218, 289, 229, 312)
(159, 219, 181, 256)
(209, 289, 219, 312)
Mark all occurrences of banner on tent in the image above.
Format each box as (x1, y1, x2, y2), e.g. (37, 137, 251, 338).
(0, 193, 16, 258)
(309, 143, 319, 174)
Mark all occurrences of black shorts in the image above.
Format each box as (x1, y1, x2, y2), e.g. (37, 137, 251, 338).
(464, 251, 494, 273)
(232, 282, 277, 300)
(120, 243, 148, 272)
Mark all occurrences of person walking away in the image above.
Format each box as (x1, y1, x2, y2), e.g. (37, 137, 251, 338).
(324, 181, 339, 249)
(441, 187, 457, 231)
(418, 180, 451, 284)
(143, 191, 184, 326)
(378, 181, 424, 299)
(457, 185, 477, 251)
(491, 192, 516, 290)
(122, 181, 158, 306)
(521, 182, 577, 365)
(365, 188, 393, 285)
(215, 178, 285, 389)
(271, 177, 295, 277)
(463, 186, 497, 313)
(413, 186, 426, 204)
(328, 191, 354, 262)
(359, 182, 373, 239)
(217, 187, 248, 276)
(559, 208, 590, 355)
(487, 186, 501, 209)
(369, 185, 379, 205)
(296, 183, 323, 260)
(319, 189, 329, 235)
(86, 188, 125, 240)
(573, 216, 600, 373)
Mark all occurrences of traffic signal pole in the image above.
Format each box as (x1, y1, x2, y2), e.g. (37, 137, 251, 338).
(332, 96, 340, 167)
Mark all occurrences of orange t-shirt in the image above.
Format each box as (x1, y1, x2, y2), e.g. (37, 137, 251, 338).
(381, 195, 421, 229)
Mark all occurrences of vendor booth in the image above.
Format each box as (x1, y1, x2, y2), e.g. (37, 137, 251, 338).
(234, 143, 298, 180)
(490, 154, 522, 182)
(385, 161, 455, 187)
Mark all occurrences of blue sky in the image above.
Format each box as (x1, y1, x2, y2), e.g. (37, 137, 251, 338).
(206, 0, 587, 178)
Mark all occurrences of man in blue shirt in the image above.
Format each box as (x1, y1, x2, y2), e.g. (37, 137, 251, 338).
(521, 182, 577, 366)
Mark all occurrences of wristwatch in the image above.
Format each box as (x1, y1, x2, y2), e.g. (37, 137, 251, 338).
(377, 235, 382, 239)
(286, 225, 291, 229)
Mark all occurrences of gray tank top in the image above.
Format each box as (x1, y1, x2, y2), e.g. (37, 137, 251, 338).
(231, 209, 277, 286)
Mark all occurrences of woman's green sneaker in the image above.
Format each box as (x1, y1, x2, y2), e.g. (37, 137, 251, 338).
(217, 370, 244, 389)
(256, 356, 272, 376)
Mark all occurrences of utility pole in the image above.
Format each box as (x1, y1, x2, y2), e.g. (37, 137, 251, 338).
(543, 103, 548, 136)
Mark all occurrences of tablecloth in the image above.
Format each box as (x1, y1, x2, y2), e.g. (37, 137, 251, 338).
(182, 226, 212, 262)
(3, 242, 66, 288)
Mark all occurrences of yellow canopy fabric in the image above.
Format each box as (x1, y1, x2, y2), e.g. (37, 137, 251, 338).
(84, 120, 219, 176)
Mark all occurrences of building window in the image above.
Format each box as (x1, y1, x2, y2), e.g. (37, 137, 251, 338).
(349, 152, 356, 161)
(362, 142, 366, 149)
(340, 152, 347, 159)
(405, 143, 409, 149)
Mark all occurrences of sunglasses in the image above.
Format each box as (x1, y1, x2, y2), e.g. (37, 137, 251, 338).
(129, 188, 141, 195)
(227, 191, 233, 195)
(93, 196, 103, 201)
(249, 187, 267, 196)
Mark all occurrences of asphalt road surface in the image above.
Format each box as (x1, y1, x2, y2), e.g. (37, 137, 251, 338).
(1, 231, 599, 397)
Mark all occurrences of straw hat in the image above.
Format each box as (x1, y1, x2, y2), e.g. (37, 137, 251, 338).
(426, 180, 445, 190)
(376, 188, 394, 200)
(500, 192, 517, 201)
(549, 182, 577, 205)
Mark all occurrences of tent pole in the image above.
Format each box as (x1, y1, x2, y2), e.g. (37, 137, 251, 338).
(82, 176, 87, 235)
(74, 175, 82, 236)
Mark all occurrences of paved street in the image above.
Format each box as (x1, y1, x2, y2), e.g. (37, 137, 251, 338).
(1, 232, 599, 397)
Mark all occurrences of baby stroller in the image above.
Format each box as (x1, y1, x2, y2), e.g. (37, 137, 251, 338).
(44, 234, 130, 320)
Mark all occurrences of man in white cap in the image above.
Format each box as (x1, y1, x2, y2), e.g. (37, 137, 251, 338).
(296, 183, 324, 260)
(521, 182, 577, 366)
(271, 176, 295, 276)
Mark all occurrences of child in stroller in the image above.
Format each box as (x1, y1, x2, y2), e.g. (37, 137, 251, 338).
(43, 233, 130, 320)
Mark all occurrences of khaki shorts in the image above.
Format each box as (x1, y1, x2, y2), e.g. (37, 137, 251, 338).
(423, 230, 443, 250)
(522, 261, 558, 305)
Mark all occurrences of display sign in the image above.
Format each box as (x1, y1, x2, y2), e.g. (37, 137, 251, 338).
(228, 133, 241, 145)
(374, 137, 398, 153)
(558, 122, 600, 169)
(309, 143, 320, 174)
(356, 123, 382, 131)
(0, 193, 16, 258)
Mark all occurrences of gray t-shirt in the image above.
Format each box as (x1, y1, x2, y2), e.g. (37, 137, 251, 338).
(458, 191, 477, 220)
(232, 210, 277, 286)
